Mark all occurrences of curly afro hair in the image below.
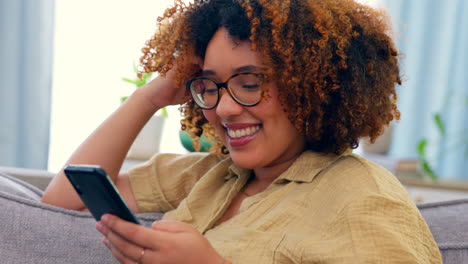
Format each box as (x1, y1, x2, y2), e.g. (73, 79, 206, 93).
(139, 0, 401, 155)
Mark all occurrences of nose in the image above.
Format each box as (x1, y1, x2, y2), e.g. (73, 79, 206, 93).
(215, 88, 244, 118)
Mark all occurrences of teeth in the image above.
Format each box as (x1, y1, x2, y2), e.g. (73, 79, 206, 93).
(227, 125, 260, 139)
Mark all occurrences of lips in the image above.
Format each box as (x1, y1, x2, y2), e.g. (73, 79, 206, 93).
(226, 125, 261, 139)
(223, 123, 261, 147)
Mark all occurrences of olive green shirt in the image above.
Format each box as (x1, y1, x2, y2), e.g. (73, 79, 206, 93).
(129, 151, 442, 263)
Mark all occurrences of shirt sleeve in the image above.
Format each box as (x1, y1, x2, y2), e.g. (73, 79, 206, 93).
(329, 194, 442, 263)
(128, 152, 223, 213)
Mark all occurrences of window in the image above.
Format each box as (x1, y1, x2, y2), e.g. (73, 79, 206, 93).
(48, 1, 186, 171)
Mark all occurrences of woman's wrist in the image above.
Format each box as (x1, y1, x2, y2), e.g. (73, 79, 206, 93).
(130, 84, 164, 114)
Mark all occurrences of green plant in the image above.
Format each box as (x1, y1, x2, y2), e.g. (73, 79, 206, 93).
(121, 63, 168, 117)
(416, 113, 443, 181)
(417, 95, 468, 181)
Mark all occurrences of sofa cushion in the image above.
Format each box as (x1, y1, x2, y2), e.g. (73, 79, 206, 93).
(417, 199, 468, 264)
(1, 171, 467, 263)
(0, 166, 54, 190)
(0, 171, 43, 199)
(0, 172, 163, 264)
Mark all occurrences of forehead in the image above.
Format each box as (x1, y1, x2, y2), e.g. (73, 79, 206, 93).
(203, 28, 262, 77)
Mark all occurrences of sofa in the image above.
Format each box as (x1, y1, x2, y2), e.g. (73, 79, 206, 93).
(0, 166, 466, 263)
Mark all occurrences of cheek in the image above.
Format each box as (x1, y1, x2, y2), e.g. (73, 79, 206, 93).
(202, 109, 223, 134)
(202, 109, 226, 142)
(259, 97, 298, 135)
(202, 109, 216, 123)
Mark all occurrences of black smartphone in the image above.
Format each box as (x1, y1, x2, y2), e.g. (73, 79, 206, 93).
(64, 165, 140, 225)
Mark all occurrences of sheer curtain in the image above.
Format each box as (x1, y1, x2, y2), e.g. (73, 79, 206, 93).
(382, 0, 468, 179)
(0, 0, 55, 169)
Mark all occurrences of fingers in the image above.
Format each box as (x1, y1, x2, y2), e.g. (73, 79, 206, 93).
(98, 216, 219, 264)
(107, 227, 146, 261)
(98, 214, 179, 249)
(104, 237, 151, 264)
(99, 214, 156, 248)
(97, 216, 153, 264)
(102, 237, 136, 264)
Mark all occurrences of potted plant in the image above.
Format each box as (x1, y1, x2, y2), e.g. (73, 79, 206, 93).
(417, 94, 468, 181)
(122, 64, 168, 160)
(179, 130, 212, 152)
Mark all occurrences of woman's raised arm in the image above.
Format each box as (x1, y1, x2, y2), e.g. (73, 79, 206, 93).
(41, 72, 186, 212)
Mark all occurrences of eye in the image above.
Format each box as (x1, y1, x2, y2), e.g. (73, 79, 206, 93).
(193, 83, 205, 94)
(240, 78, 261, 91)
(232, 74, 262, 91)
(242, 84, 260, 90)
(191, 79, 217, 94)
(205, 89, 218, 95)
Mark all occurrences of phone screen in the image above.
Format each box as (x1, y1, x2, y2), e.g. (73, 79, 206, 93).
(64, 165, 141, 224)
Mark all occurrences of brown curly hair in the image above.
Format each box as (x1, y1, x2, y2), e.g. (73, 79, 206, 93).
(139, 0, 401, 155)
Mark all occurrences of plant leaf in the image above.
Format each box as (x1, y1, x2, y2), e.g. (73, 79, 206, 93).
(135, 79, 146, 88)
(160, 107, 168, 118)
(421, 159, 438, 181)
(143, 72, 152, 80)
(417, 139, 427, 157)
(122, 78, 139, 85)
(433, 113, 446, 136)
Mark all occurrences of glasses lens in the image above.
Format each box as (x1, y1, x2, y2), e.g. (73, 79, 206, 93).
(189, 78, 218, 108)
(228, 73, 263, 106)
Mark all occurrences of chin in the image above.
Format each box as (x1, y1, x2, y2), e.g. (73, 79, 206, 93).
(229, 151, 262, 169)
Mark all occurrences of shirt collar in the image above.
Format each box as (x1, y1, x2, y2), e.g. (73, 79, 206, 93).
(225, 160, 252, 181)
(273, 149, 352, 184)
(224, 149, 352, 183)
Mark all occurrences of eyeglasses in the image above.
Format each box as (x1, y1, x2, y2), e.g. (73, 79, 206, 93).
(186, 72, 265, 109)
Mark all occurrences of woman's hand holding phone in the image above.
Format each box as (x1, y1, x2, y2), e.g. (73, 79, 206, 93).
(96, 214, 226, 264)
(64, 165, 140, 224)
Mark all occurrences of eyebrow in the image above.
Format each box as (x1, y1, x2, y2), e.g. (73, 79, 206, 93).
(201, 65, 265, 77)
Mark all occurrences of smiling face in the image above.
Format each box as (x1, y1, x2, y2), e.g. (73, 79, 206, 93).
(202, 28, 305, 170)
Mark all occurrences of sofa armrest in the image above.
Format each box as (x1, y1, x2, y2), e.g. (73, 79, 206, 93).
(417, 199, 468, 263)
(0, 166, 54, 191)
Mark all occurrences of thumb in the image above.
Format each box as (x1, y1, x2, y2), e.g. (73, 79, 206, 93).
(151, 220, 196, 233)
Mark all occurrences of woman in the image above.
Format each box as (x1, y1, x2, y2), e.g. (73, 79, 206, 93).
(42, 0, 442, 263)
